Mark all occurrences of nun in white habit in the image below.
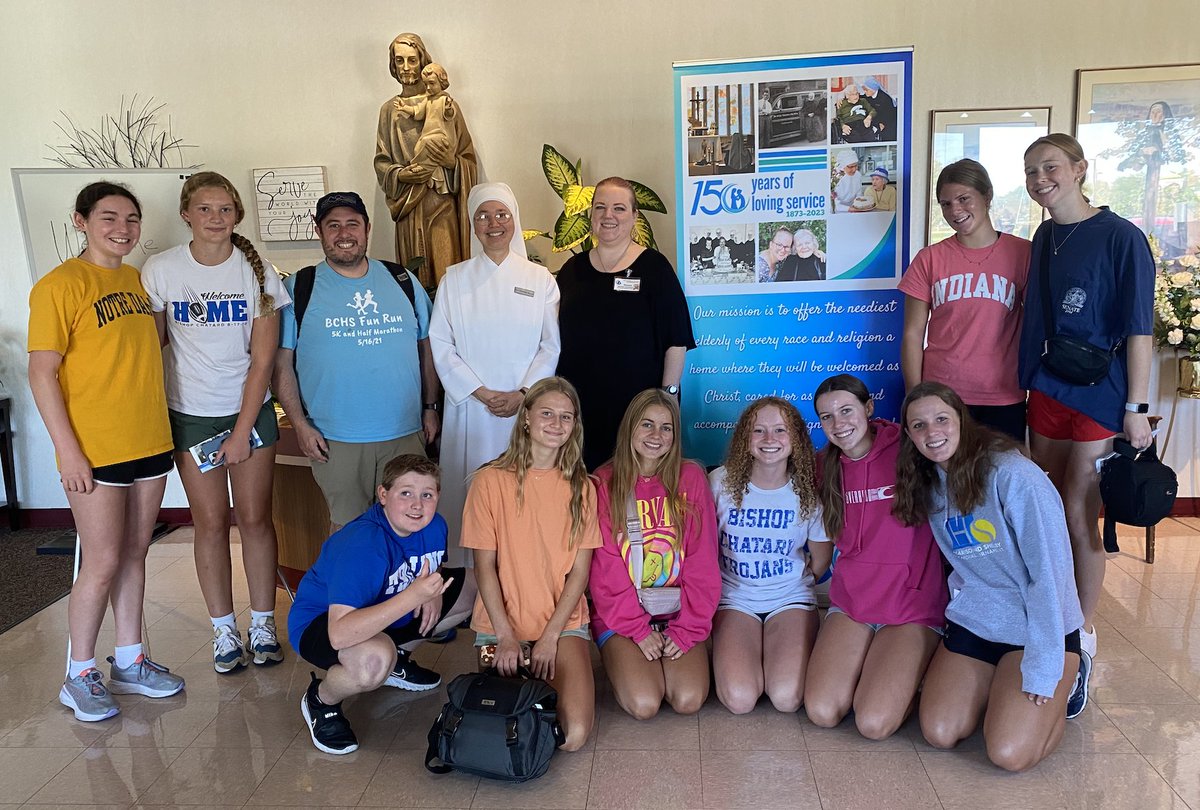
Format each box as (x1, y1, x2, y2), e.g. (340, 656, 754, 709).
(430, 182, 561, 567)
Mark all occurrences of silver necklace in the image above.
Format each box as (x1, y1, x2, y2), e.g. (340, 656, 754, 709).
(1052, 221, 1083, 255)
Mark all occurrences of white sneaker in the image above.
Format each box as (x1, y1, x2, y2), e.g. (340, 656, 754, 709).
(248, 617, 285, 666)
(212, 625, 248, 674)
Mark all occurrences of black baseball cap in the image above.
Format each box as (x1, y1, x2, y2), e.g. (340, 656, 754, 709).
(315, 191, 369, 225)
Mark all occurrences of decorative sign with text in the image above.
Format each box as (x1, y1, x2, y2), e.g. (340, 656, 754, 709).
(674, 49, 913, 464)
(252, 166, 326, 242)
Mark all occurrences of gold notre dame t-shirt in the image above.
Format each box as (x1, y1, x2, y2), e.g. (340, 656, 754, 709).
(28, 257, 172, 468)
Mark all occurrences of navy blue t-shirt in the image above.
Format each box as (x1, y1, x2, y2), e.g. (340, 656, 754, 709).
(1018, 208, 1154, 432)
(287, 504, 447, 649)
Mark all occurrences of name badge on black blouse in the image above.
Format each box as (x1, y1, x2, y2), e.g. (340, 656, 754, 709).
(613, 277, 641, 293)
(514, 286, 534, 297)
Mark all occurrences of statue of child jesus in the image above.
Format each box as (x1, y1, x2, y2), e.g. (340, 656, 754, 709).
(393, 63, 458, 195)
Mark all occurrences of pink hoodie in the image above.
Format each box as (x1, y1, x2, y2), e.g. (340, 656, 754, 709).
(589, 461, 721, 653)
(821, 419, 948, 627)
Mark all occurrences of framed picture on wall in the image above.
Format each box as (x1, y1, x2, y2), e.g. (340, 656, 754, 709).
(1075, 63, 1200, 258)
(927, 108, 1050, 245)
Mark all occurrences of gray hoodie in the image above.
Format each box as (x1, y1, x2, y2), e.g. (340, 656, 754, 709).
(929, 450, 1084, 697)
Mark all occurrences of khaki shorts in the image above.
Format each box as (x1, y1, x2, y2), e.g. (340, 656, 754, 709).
(310, 432, 426, 526)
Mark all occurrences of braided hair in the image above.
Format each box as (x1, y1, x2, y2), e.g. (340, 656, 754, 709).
(180, 172, 275, 315)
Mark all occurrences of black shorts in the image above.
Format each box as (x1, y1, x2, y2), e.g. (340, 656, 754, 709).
(92, 451, 174, 487)
(943, 619, 1081, 667)
(297, 568, 465, 670)
(967, 402, 1027, 445)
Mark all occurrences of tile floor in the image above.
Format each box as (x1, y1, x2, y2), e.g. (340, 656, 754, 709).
(1, 520, 1198, 809)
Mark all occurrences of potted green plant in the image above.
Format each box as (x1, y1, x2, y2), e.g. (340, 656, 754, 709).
(524, 144, 668, 254)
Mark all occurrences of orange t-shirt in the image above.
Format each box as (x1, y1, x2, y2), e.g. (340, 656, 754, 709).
(461, 466, 602, 640)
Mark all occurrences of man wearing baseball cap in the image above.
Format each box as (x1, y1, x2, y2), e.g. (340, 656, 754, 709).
(273, 191, 441, 533)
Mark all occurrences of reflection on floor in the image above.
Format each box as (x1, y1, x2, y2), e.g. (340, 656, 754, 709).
(0, 520, 1198, 809)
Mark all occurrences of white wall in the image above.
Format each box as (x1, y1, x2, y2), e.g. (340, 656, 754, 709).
(2, 0, 1198, 508)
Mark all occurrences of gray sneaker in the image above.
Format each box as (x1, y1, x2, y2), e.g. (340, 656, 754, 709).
(59, 669, 120, 722)
(248, 617, 285, 666)
(213, 625, 249, 674)
(106, 655, 185, 698)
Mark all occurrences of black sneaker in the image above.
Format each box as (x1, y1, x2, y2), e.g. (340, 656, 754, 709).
(300, 673, 358, 755)
(384, 648, 441, 691)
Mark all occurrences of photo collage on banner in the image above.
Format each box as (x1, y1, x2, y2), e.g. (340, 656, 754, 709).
(675, 51, 912, 464)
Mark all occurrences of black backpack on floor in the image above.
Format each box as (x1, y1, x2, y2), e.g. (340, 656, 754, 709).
(1099, 437, 1177, 552)
(425, 668, 563, 782)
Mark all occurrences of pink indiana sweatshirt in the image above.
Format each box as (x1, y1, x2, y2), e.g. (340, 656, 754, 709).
(589, 461, 721, 653)
(820, 419, 949, 628)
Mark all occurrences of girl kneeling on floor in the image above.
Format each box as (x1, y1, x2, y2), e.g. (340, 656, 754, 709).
(895, 382, 1084, 772)
(804, 374, 948, 739)
(463, 377, 602, 751)
(710, 397, 831, 714)
(590, 389, 720, 720)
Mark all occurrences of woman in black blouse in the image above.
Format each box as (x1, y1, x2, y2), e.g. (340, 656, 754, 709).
(556, 177, 695, 470)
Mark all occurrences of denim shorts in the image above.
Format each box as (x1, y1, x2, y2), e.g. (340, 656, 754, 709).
(825, 605, 945, 636)
(473, 626, 591, 646)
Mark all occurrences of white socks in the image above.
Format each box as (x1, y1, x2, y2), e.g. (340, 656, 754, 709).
(1081, 625, 1098, 659)
(70, 643, 144, 677)
(113, 643, 143, 669)
(68, 657, 96, 679)
(211, 610, 274, 630)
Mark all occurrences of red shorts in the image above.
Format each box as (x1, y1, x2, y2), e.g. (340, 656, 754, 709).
(1027, 391, 1115, 442)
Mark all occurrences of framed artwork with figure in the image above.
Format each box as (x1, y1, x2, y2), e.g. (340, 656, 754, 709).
(1074, 63, 1200, 259)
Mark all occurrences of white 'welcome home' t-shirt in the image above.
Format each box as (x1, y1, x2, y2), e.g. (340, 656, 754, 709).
(141, 244, 290, 416)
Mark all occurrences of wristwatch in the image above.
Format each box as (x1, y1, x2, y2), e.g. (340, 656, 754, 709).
(1124, 402, 1149, 414)
(423, 402, 441, 413)
(661, 384, 680, 397)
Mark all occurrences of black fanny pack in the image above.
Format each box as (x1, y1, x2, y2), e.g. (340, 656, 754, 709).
(1038, 233, 1120, 387)
(1041, 335, 1116, 387)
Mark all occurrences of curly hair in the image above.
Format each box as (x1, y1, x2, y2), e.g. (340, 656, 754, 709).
(892, 381, 1020, 526)
(180, 171, 275, 316)
(422, 63, 449, 91)
(720, 397, 818, 515)
(480, 377, 590, 547)
(812, 374, 873, 541)
(606, 389, 691, 538)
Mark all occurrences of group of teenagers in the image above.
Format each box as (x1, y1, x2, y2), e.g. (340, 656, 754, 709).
(26, 129, 1154, 775)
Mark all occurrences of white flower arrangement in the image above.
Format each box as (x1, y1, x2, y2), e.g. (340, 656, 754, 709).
(1152, 238, 1200, 356)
